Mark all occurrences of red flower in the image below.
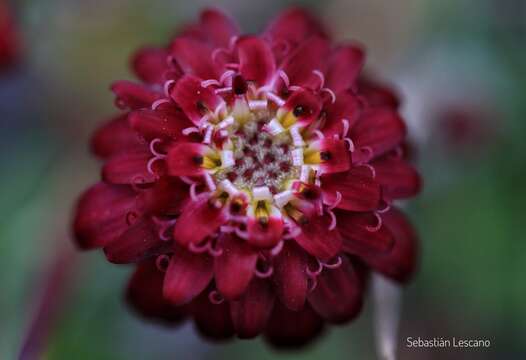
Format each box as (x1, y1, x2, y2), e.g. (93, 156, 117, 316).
(0, 1, 19, 72)
(74, 7, 421, 347)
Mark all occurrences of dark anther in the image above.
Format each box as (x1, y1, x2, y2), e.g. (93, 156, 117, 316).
(196, 101, 208, 115)
(230, 202, 242, 214)
(302, 188, 318, 200)
(320, 151, 332, 161)
(232, 74, 248, 95)
(293, 105, 305, 117)
(192, 155, 204, 165)
(258, 217, 269, 228)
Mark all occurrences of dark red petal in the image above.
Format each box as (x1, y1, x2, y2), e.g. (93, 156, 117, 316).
(358, 76, 400, 109)
(73, 182, 136, 249)
(365, 208, 418, 283)
(246, 216, 284, 249)
(264, 302, 324, 349)
(336, 211, 394, 255)
(111, 80, 162, 110)
(171, 75, 224, 125)
(200, 8, 240, 47)
(337, 211, 394, 254)
(265, 7, 328, 46)
(163, 249, 213, 305)
(272, 241, 308, 311)
(321, 91, 362, 138)
(319, 137, 351, 174)
(172, 193, 227, 246)
(131, 47, 169, 84)
(102, 145, 156, 185)
(103, 219, 167, 264)
(325, 44, 365, 93)
(214, 234, 258, 300)
(321, 166, 381, 211)
(126, 261, 187, 325)
(129, 108, 193, 141)
(308, 257, 363, 324)
(190, 289, 235, 340)
(171, 37, 218, 80)
(137, 176, 189, 216)
(230, 278, 275, 339)
(351, 108, 406, 163)
(279, 36, 330, 89)
(283, 89, 322, 127)
(295, 214, 342, 261)
(166, 142, 208, 177)
(90, 114, 140, 159)
(372, 156, 421, 200)
(237, 36, 276, 86)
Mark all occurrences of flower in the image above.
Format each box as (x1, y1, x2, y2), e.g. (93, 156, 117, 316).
(74, 7, 421, 347)
(0, 1, 19, 72)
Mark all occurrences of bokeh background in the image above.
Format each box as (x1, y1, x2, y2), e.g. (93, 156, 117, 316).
(1, 0, 525, 359)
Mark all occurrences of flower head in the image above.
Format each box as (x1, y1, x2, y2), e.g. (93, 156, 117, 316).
(74, 7, 421, 347)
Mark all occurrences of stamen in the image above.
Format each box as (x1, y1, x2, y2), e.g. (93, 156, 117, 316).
(270, 240, 284, 256)
(328, 191, 342, 210)
(203, 172, 216, 191)
(220, 179, 239, 196)
(248, 100, 268, 111)
(322, 256, 342, 269)
(274, 190, 293, 208)
(164, 80, 176, 97)
(312, 70, 325, 89)
(218, 115, 235, 129)
(189, 240, 209, 253)
(215, 87, 233, 95)
(290, 125, 304, 146)
(306, 259, 323, 277)
(367, 212, 383, 232)
(313, 129, 325, 141)
(327, 208, 337, 230)
(203, 125, 214, 144)
(201, 79, 221, 88)
(265, 118, 285, 135)
(300, 165, 311, 183)
(189, 183, 199, 201)
(341, 119, 350, 137)
(213, 101, 227, 119)
(221, 150, 235, 168)
(321, 88, 336, 103)
(344, 137, 355, 152)
(292, 148, 304, 166)
(155, 255, 170, 272)
(362, 163, 377, 179)
(182, 127, 200, 136)
(265, 91, 285, 106)
(209, 290, 224, 304)
(179, 176, 197, 185)
(253, 186, 272, 200)
(151, 98, 170, 110)
(149, 138, 165, 158)
(277, 70, 290, 88)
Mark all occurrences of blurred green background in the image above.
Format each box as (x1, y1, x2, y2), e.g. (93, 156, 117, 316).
(1, 0, 525, 359)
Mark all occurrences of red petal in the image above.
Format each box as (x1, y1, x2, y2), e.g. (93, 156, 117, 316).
(265, 7, 328, 46)
(321, 91, 362, 138)
(190, 289, 235, 340)
(170, 74, 224, 125)
(283, 89, 322, 127)
(364, 208, 418, 283)
(272, 241, 308, 311)
(163, 249, 213, 305)
(372, 156, 421, 199)
(246, 216, 284, 249)
(171, 37, 219, 80)
(337, 211, 394, 253)
(172, 193, 227, 246)
(351, 108, 406, 163)
(200, 8, 240, 47)
(321, 166, 381, 211)
(102, 145, 156, 185)
(214, 234, 258, 300)
(131, 47, 169, 84)
(264, 302, 323, 349)
(319, 137, 351, 174)
(358, 76, 400, 109)
(73, 182, 136, 249)
(126, 261, 187, 325)
(308, 257, 363, 323)
(90, 114, 140, 159)
(104, 219, 167, 264)
(230, 278, 275, 339)
(279, 36, 330, 89)
(325, 44, 365, 93)
(129, 108, 193, 141)
(166, 142, 208, 177)
(237, 36, 276, 86)
(137, 176, 189, 215)
(295, 214, 342, 261)
(111, 80, 162, 110)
